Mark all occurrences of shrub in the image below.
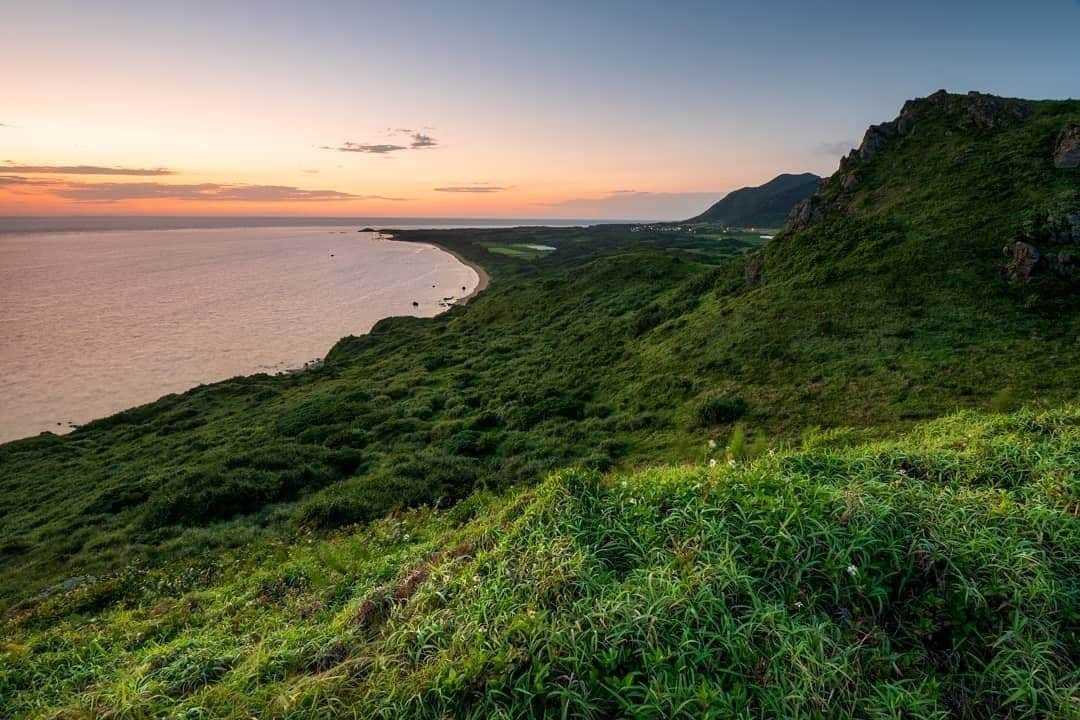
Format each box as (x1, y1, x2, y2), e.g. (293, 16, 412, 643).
(695, 393, 748, 426)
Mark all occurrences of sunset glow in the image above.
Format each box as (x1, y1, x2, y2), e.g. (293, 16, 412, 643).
(3, 1, 1078, 219)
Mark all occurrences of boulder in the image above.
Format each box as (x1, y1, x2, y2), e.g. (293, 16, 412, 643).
(1004, 240, 1040, 282)
(1053, 124, 1080, 169)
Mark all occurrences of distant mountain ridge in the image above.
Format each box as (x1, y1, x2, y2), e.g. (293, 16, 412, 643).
(688, 172, 820, 227)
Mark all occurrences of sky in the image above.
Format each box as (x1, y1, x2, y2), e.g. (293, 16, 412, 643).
(1, 0, 1078, 220)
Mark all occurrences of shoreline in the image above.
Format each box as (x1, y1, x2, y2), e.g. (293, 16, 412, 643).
(381, 232, 490, 305)
(436, 245, 490, 304)
(3, 228, 491, 444)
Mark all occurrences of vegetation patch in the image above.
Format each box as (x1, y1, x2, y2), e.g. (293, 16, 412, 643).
(2, 407, 1076, 718)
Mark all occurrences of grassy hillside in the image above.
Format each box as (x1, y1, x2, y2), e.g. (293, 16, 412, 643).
(687, 172, 820, 227)
(1, 92, 1078, 612)
(3, 406, 1077, 718)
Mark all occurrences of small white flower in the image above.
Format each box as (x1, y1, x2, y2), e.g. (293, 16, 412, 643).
(620, 480, 628, 489)
(794, 600, 804, 608)
(728, 459, 737, 468)
(846, 564, 859, 577)
(708, 439, 717, 449)
(709, 458, 717, 468)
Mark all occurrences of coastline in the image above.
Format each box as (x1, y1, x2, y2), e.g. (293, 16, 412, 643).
(436, 245, 489, 304)
(382, 232, 490, 304)
(1, 226, 489, 443)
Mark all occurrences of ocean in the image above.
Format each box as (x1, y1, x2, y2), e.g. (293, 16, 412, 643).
(0, 219, 554, 442)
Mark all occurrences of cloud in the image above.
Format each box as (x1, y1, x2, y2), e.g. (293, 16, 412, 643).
(534, 190, 724, 221)
(322, 132, 438, 154)
(0, 175, 55, 187)
(816, 140, 855, 156)
(410, 133, 437, 149)
(301, 169, 320, 174)
(0, 175, 405, 203)
(2, 162, 174, 176)
(434, 185, 506, 193)
(323, 142, 408, 154)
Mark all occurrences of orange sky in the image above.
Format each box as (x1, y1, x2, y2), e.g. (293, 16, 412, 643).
(0, 110, 766, 219)
(0, 5, 827, 220)
(5, 2, 1073, 219)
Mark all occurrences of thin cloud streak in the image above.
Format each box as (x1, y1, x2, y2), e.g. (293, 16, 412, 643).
(0, 175, 54, 187)
(322, 132, 438, 154)
(3, 163, 175, 176)
(434, 185, 506, 193)
(323, 142, 408, 154)
(0, 176, 405, 203)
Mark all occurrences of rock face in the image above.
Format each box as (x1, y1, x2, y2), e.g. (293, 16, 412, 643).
(781, 90, 1049, 241)
(743, 253, 765, 287)
(959, 91, 1031, 130)
(1002, 205, 1080, 283)
(1053, 125, 1080, 169)
(1004, 241, 1040, 282)
(1045, 207, 1080, 244)
(857, 122, 898, 159)
(785, 195, 819, 234)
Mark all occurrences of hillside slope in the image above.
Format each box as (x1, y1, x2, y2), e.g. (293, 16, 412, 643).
(688, 172, 820, 226)
(3, 406, 1077, 718)
(1, 89, 1078, 612)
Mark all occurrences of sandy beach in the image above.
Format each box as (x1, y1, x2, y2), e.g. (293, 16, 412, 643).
(383, 234, 490, 304)
(436, 246, 490, 303)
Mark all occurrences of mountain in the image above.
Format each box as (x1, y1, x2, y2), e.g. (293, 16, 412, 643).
(687, 171, 821, 226)
(3, 91, 1079, 717)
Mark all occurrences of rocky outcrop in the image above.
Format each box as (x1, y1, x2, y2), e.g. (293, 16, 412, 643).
(782, 90, 1045, 239)
(1003, 241, 1041, 282)
(857, 122, 898, 159)
(785, 195, 821, 234)
(1054, 125, 1080, 168)
(1003, 205, 1080, 282)
(887, 89, 1030, 138)
(1043, 206, 1080, 244)
(959, 91, 1031, 130)
(744, 252, 765, 287)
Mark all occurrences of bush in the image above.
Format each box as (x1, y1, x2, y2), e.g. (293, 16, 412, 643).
(695, 393, 748, 426)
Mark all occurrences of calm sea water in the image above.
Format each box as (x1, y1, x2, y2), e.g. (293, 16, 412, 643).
(0, 224, 485, 442)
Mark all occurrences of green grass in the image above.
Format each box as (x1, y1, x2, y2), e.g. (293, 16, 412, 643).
(3, 406, 1076, 718)
(1, 93, 1078, 610)
(484, 243, 557, 259)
